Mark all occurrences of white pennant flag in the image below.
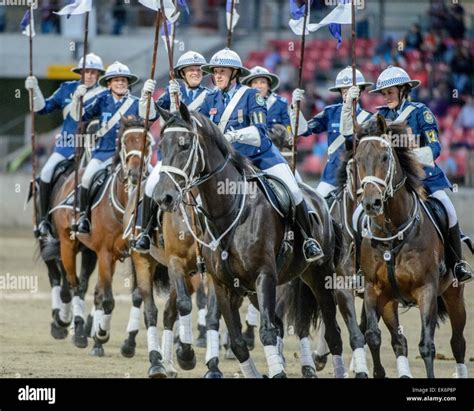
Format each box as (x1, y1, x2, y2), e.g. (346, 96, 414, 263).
(139, 0, 180, 23)
(54, 0, 92, 17)
(226, 0, 239, 31)
(289, 8, 317, 36)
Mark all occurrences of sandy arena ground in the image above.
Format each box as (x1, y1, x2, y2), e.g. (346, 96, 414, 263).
(0, 228, 473, 378)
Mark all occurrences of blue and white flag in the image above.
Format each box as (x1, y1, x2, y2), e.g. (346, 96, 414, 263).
(139, 0, 180, 23)
(313, 1, 351, 42)
(20, 9, 36, 38)
(54, 0, 92, 18)
(161, 20, 176, 52)
(289, 0, 316, 35)
(226, 0, 239, 32)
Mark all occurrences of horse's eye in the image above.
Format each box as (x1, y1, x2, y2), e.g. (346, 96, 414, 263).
(382, 154, 388, 162)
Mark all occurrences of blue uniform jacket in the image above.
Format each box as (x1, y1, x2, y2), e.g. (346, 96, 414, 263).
(38, 81, 104, 158)
(199, 83, 284, 170)
(378, 101, 451, 194)
(81, 91, 139, 161)
(266, 93, 291, 129)
(305, 103, 372, 186)
(156, 83, 209, 110)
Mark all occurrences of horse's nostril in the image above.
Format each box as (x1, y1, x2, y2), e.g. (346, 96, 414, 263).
(374, 199, 382, 208)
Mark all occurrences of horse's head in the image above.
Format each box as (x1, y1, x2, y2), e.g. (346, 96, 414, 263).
(355, 114, 424, 216)
(118, 116, 154, 186)
(154, 103, 206, 211)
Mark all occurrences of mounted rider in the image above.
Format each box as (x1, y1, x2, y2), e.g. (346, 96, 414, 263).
(290, 66, 373, 200)
(25, 53, 106, 237)
(349, 66, 472, 284)
(70, 61, 140, 233)
(134, 51, 210, 252)
(198, 48, 323, 262)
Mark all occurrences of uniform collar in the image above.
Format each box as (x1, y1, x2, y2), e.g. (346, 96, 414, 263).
(396, 99, 408, 115)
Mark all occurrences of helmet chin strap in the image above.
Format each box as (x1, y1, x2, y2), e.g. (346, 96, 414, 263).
(222, 69, 239, 92)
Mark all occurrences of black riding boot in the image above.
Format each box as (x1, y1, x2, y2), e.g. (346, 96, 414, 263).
(37, 180, 53, 237)
(133, 194, 158, 253)
(77, 186, 91, 234)
(295, 201, 324, 262)
(448, 223, 473, 284)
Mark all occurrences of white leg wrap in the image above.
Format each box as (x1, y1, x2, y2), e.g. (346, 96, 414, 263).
(92, 309, 104, 336)
(100, 313, 112, 332)
(239, 358, 262, 378)
(350, 344, 368, 372)
(316, 322, 330, 356)
(72, 296, 85, 321)
(454, 363, 468, 378)
(352, 347, 369, 375)
(396, 355, 412, 378)
(205, 330, 220, 364)
(126, 306, 141, 333)
(162, 329, 174, 363)
(198, 308, 207, 327)
(264, 345, 285, 377)
(147, 326, 161, 354)
(59, 302, 72, 324)
(332, 355, 348, 378)
(51, 286, 61, 311)
(245, 303, 259, 326)
(178, 313, 193, 344)
(299, 337, 314, 368)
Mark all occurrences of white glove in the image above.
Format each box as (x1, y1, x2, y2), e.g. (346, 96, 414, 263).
(224, 126, 261, 147)
(289, 106, 308, 135)
(142, 79, 156, 96)
(139, 95, 157, 120)
(73, 84, 88, 100)
(344, 86, 360, 109)
(292, 88, 305, 107)
(25, 76, 38, 91)
(25, 76, 45, 112)
(169, 79, 181, 96)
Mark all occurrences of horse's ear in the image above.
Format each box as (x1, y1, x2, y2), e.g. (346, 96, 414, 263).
(376, 113, 388, 135)
(179, 101, 191, 123)
(157, 106, 172, 122)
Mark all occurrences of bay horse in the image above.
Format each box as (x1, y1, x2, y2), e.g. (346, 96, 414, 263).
(355, 114, 468, 378)
(123, 186, 224, 378)
(154, 104, 343, 378)
(52, 116, 154, 354)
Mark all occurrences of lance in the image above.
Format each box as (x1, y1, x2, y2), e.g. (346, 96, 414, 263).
(226, 0, 236, 48)
(27, 2, 38, 234)
(132, 10, 163, 243)
(71, 11, 90, 236)
(291, 0, 309, 174)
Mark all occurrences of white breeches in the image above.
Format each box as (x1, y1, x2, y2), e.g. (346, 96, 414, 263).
(82, 158, 112, 189)
(145, 160, 162, 197)
(264, 162, 303, 205)
(430, 190, 457, 228)
(316, 181, 337, 198)
(40, 152, 66, 183)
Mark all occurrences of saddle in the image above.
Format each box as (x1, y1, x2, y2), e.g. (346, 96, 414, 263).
(420, 197, 449, 243)
(250, 173, 295, 219)
(88, 166, 112, 208)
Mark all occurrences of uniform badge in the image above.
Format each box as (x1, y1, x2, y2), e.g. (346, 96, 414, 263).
(237, 109, 244, 123)
(255, 93, 265, 106)
(423, 110, 434, 124)
(209, 108, 218, 116)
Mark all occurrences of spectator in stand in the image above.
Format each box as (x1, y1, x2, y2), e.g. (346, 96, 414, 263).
(454, 96, 474, 131)
(264, 45, 282, 72)
(428, 87, 450, 118)
(112, 0, 127, 35)
(447, 2, 465, 39)
(451, 47, 472, 95)
(405, 23, 423, 52)
(41, 0, 61, 34)
(275, 54, 297, 92)
(372, 37, 394, 65)
(428, 0, 448, 35)
(0, 6, 5, 33)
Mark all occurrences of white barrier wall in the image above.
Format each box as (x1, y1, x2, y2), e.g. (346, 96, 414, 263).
(0, 173, 473, 237)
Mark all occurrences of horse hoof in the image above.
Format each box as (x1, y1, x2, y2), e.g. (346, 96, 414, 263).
(73, 333, 88, 349)
(90, 346, 105, 357)
(302, 365, 318, 378)
(204, 369, 223, 379)
(312, 352, 329, 371)
(196, 336, 207, 348)
(95, 330, 110, 344)
(400, 375, 411, 379)
(84, 314, 93, 337)
(120, 340, 136, 358)
(50, 321, 68, 340)
(355, 372, 368, 379)
(149, 363, 167, 379)
(176, 349, 197, 371)
(272, 371, 287, 378)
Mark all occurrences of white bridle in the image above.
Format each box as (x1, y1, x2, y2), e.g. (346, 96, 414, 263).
(120, 127, 154, 177)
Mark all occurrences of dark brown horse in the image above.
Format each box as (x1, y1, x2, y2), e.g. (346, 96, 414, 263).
(154, 104, 342, 378)
(52, 117, 154, 354)
(355, 115, 468, 378)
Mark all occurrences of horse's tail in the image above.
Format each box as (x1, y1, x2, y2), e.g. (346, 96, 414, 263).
(436, 296, 448, 326)
(153, 262, 170, 295)
(332, 219, 343, 269)
(281, 277, 319, 336)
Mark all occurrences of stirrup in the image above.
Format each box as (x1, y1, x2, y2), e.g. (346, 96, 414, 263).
(303, 238, 324, 263)
(37, 220, 52, 238)
(77, 214, 91, 233)
(454, 261, 474, 285)
(133, 232, 151, 254)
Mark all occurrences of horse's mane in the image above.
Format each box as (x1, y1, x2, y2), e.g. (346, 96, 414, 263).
(113, 116, 148, 167)
(357, 117, 425, 196)
(164, 111, 252, 174)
